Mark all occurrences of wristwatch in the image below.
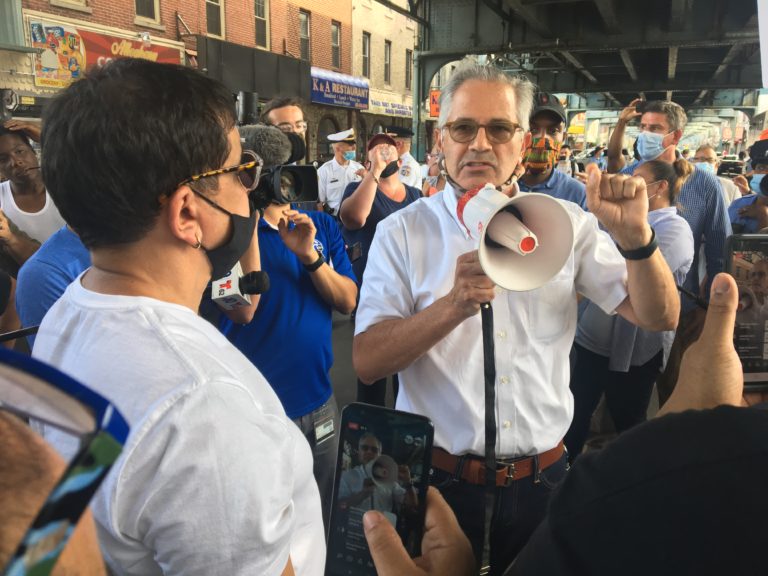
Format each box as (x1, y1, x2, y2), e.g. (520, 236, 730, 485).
(303, 252, 325, 272)
(616, 228, 658, 261)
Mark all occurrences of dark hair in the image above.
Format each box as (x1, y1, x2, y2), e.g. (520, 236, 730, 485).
(561, 144, 571, 150)
(41, 58, 236, 248)
(640, 159, 693, 204)
(0, 127, 32, 151)
(260, 96, 305, 124)
(641, 100, 687, 132)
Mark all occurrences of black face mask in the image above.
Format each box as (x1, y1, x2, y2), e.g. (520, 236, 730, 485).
(203, 210, 257, 280)
(380, 160, 400, 179)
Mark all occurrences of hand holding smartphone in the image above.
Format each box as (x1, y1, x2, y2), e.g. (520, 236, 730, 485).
(325, 403, 434, 576)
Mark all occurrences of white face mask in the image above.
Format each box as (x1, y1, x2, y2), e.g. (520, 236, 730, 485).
(695, 162, 715, 174)
(636, 131, 672, 162)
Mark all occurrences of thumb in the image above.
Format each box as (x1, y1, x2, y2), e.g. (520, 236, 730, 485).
(364, 511, 417, 576)
(700, 273, 738, 349)
(584, 163, 601, 207)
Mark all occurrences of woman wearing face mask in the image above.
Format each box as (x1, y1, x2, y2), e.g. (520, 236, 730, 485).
(339, 133, 422, 407)
(422, 145, 447, 197)
(33, 60, 326, 575)
(729, 144, 768, 233)
(564, 159, 694, 460)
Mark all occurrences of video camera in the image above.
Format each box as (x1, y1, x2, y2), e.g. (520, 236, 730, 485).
(239, 124, 318, 211)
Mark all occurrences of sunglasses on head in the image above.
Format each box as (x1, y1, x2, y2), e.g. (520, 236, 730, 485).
(179, 150, 263, 193)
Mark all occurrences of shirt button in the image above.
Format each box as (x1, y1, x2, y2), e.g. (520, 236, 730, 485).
(502, 420, 511, 429)
(496, 330, 507, 338)
(499, 376, 509, 384)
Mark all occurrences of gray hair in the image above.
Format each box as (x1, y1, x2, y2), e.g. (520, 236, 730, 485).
(643, 100, 688, 133)
(437, 61, 535, 132)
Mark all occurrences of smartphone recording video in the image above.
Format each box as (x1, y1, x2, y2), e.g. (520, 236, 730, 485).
(325, 403, 434, 576)
(726, 234, 768, 390)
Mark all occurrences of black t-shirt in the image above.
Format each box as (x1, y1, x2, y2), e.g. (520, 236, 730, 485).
(508, 406, 768, 576)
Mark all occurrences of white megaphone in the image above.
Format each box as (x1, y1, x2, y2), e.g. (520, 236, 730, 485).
(457, 184, 574, 291)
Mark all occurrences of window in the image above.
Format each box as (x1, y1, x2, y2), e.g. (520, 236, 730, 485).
(135, 0, 157, 21)
(0, 0, 24, 46)
(362, 32, 370, 78)
(405, 49, 412, 90)
(331, 21, 341, 69)
(255, 0, 269, 49)
(299, 10, 310, 61)
(384, 40, 391, 84)
(206, 0, 224, 37)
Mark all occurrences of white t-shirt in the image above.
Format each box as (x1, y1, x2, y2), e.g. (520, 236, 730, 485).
(34, 278, 325, 576)
(0, 180, 66, 243)
(317, 157, 363, 214)
(355, 183, 629, 457)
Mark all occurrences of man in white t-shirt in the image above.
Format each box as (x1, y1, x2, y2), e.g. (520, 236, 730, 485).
(317, 128, 364, 216)
(33, 58, 324, 576)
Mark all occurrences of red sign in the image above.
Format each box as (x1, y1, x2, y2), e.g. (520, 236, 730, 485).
(30, 18, 182, 88)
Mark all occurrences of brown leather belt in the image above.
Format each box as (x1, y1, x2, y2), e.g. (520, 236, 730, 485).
(431, 442, 565, 487)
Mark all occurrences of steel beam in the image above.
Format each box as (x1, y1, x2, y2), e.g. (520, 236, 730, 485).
(619, 50, 638, 81)
(593, 0, 620, 33)
(670, 0, 688, 31)
(668, 46, 678, 80)
(502, 0, 552, 37)
(561, 50, 597, 83)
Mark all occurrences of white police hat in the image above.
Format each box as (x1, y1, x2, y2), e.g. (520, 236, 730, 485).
(328, 129, 356, 144)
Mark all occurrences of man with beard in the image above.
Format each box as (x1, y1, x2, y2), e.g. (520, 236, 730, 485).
(517, 93, 587, 209)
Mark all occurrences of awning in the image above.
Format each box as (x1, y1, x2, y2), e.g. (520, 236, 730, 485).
(311, 67, 369, 110)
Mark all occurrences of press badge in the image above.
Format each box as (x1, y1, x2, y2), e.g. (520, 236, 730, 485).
(315, 418, 335, 443)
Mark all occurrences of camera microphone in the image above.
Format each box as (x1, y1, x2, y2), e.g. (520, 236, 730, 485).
(239, 124, 292, 168)
(212, 262, 270, 311)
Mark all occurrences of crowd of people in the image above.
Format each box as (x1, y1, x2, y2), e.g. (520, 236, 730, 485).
(1, 55, 767, 576)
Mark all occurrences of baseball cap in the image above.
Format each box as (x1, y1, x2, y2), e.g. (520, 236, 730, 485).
(367, 133, 397, 151)
(531, 92, 566, 124)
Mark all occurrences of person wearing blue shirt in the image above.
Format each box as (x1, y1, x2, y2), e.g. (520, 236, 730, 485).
(606, 98, 731, 407)
(16, 226, 90, 348)
(729, 139, 768, 233)
(518, 92, 588, 209)
(220, 201, 357, 530)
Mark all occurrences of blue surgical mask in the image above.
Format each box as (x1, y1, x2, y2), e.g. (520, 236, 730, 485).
(343, 151, 356, 161)
(751, 174, 765, 195)
(695, 162, 715, 174)
(636, 132, 670, 162)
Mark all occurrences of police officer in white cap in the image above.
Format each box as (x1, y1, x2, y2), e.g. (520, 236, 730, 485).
(317, 128, 364, 216)
(386, 125, 423, 190)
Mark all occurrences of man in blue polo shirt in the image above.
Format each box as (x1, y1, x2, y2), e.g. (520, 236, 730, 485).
(220, 170, 358, 529)
(517, 92, 587, 209)
(729, 139, 768, 233)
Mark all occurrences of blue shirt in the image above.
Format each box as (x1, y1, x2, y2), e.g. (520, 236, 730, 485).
(728, 194, 761, 233)
(621, 161, 731, 312)
(340, 183, 422, 283)
(518, 168, 588, 209)
(17, 226, 90, 348)
(219, 211, 356, 419)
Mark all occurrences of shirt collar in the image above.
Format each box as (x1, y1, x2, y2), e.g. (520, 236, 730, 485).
(520, 169, 559, 191)
(441, 180, 522, 240)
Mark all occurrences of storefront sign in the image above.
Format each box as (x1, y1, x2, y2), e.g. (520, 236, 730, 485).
(367, 98, 413, 118)
(429, 90, 440, 118)
(29, 17, 182, 88)
(311, 67, 369, 110)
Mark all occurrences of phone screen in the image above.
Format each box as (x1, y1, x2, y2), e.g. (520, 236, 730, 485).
(325, 403, 434, 576)
(726, 234, 768, 389)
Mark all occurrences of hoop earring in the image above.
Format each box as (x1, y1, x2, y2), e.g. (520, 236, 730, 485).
(193, 234, 202, 250)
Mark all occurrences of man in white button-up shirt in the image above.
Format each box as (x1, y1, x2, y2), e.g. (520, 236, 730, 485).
(317, 128, 364, 216)
(353, 62, 679, 574)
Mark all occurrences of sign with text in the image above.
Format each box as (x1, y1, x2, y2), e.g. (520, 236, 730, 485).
(29, 18, 182, 88)
(429, 90, 440, 118)
(367, 98, 413, 118)
(311, 67, 369, 110)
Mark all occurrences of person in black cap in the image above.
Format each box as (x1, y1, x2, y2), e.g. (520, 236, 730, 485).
(517, 92, 587, 209)
(729, 138, 768, 233)
(386, 125, 423, 189)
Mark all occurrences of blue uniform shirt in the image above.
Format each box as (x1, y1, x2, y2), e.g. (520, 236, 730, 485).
(17, 226, 91, 348)
(518, 168, 588, 209)
(220, 210, 356, 419)
(728, 194, 762, 233)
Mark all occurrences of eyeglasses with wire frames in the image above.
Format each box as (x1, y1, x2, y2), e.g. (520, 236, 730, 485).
(442, 119, 523, 144)
(274, 121, 308, 135)
(178, 150, 263, 193)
